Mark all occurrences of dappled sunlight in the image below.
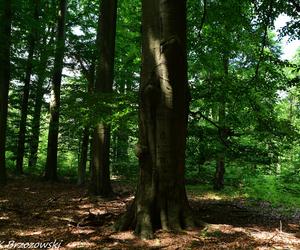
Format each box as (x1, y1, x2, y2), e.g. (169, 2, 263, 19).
(250, 230, 300, 246)
(1, 178, 299, 249)
(110, 232, 136, 241)
(65, 241, 96, 248)
(77, 203, 94, 209)
(15, 229, 43, 236)
(70, 228, 95, 235)
(75, 210, 89, 216)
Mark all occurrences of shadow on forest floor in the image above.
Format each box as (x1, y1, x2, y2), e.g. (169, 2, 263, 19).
(0, 177, 299, 249)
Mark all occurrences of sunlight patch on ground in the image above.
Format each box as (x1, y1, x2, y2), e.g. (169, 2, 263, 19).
(250, 230, 300, 246)
(78, 203, 94, 209)
(15, 229, 43, 236)
(0, 216, 9, 220)
(76, 210, 89, 216)
(0, 199, 9, 203)
(65, 241, 96, 248)
(110, 232, 136, 241)
(70, 197, 88, 202)
(75, 210, 89, 216)
(71, 228, 95, 235)
(202, 223, 300, 249)
(46, 209, 61, 213)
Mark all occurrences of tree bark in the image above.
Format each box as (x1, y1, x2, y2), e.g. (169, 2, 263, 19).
(0, 0, 12, 185)
(28, 43, 49, 170)
(45, 0, 67, 181)
(77, 127, 89, 185)
(214, 53, 229, 190)
(16, 0, 40, 174)
(115, 0, 194, 239)
(90, 0, 118, 196)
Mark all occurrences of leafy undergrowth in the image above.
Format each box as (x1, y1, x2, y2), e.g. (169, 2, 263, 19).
(0, 177, 299, 249)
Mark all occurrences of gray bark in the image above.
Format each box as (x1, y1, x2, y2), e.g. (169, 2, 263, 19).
(115, 0, 194, 239)
(45, 0, 67, 181)
(90, 0, 118, 196)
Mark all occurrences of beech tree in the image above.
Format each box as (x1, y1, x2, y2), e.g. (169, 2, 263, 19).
(0, 0, 12, 185)
(90, 0, 118, 196)
(115, 0, 194, 239)
(45, 0, 67, 181)
(15, 0, 41, 174)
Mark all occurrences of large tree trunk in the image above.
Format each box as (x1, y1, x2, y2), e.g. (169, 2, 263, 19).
(45, 0, 67, 181)
(214, 54, 229, 190)
(16, 0, 40, 174)
(0, 0, 12, 185)
(115, 0, 194, 239)
(90, 0, 117, 196)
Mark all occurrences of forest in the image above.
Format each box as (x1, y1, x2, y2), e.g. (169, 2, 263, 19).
(0, 0, 300, 249)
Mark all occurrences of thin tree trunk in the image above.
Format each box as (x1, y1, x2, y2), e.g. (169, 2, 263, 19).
(16, 0, 40, 174)
(115, 0, 194, 239)
(0, 0, 12, 185)
(77, 127, 89, 185)
(45, 0, 67, 181)
(90, 0, 118, 196)
(28, 52, 48, 169)
(77, 61, 95, 185)
(214, 53, 229, 190)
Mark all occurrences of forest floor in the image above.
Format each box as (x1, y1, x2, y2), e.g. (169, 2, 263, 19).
(0, 177, 300, 249)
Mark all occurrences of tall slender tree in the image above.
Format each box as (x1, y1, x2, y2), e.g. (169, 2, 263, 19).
(90, 0, 118, 196)
(45, 0, 67, 181)
(0, 0, 12, 185)
(28, 30, 55, 170)
(214, 53, 229, 190)
(15, 0, 41, 174)
(115, 0, 194, 239)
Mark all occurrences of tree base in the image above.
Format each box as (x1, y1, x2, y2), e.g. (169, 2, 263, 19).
(114, 197, 199, 239)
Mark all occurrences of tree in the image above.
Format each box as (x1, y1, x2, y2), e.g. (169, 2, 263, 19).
(15, 0, 41, 174)
(45, 0, 67, 181)
(0, 0, 12, 185)
(90, 0, 118, 196)
(28, 27, 56, 170)
(115, 0, 194, 239)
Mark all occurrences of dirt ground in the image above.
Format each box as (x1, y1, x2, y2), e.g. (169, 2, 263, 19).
(0, 177, 299, 249)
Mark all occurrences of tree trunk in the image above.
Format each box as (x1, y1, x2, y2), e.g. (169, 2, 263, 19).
(77, 61, 95, 185)
(77, 126, 89, 185)
(214, 53, 229, 190)
(28, 46, 49, 170)
(0, 0, 12, 185)
(90, 0, 117, 196)
(16, 0, 40, 174)
(45, 0, 67, 181)
(115, 0, 194, 239)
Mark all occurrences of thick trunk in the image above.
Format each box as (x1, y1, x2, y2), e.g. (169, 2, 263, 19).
(16, 0, 40, 174)
(77, 127, 89, 185)
(45, 0, 67, 181)
(214, 54, 229, 190)
(115, 0, 194, 239)
(90, 0, 117, 196)
(0, 0, 12, 185)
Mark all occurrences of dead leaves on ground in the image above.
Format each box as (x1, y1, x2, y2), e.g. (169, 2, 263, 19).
(0, 178, 299, 249)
